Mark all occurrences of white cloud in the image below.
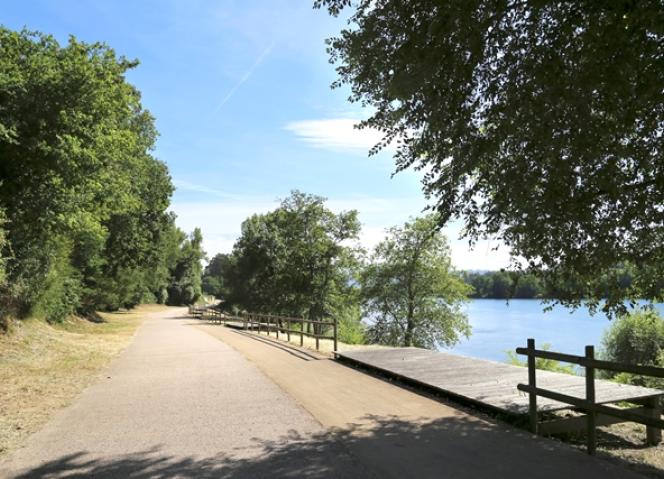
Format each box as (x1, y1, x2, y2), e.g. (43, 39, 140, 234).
(170, 193, 511, 270)
(284, 118, 396, 153)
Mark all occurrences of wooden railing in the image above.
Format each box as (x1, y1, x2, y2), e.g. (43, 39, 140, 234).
(188, 305, 209, 318)
(517, 338, 664, 455)
(188, 305, 338, 352)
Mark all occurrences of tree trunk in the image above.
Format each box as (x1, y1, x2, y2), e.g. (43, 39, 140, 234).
(404, 312, 415, 347)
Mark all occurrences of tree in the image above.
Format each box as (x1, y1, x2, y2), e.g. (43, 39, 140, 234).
(490, 271, 512, 300)
(223, 191, 362, 328)
(315, 1, 664, 315)
(202, 253, 232, 299)
(361, 215, 471, 348)
(167, 228, 206, 305)
(0, 27, 192, 321)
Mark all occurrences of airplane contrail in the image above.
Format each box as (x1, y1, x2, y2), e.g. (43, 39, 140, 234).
(211, 42, 275, 115)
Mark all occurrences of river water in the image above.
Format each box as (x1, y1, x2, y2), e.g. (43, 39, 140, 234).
(445, 299, 664, 363)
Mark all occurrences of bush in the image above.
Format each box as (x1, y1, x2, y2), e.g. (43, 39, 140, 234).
(601, 308, 664, 387)
(506, 343, 577, 374)
(34, 240, 82, 323)
(157, 287, 168, 305)
(338, 314, 366, 345)
(40, 276, 81, 323)
(167, 283, 199, 306)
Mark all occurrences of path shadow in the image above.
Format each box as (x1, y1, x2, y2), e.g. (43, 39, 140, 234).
(230, 329, 324, 361)
(8, 414, 658, 479)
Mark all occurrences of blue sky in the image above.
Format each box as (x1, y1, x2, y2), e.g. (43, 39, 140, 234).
(3, 0, 509, 269)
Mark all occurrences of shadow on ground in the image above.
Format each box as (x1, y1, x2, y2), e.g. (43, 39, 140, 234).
(9, 414, 654, 479)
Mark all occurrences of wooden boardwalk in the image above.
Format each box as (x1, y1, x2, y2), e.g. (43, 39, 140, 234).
(336, 347, 663, 415)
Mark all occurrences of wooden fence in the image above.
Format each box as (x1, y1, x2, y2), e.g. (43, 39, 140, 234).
(188, 305, 338, 352)
(517, 338, 664, 455)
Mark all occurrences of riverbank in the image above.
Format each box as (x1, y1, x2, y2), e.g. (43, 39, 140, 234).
(449, 299, 664, 362)
(0, 305, 165, 457)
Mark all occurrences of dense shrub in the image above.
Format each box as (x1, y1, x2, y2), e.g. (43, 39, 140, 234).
(601, 308, 664, 387)
(335, 303, 365, 345)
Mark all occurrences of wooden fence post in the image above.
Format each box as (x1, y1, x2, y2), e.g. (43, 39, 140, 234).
(527, 338, 538, 434)
(646, 396, 662, 445)
(333, 317, 338, 353)
(275, 315, 279, 340)
(300, 321, 304, 346)
(287, 319, 291, 342)
(585, 345, 596, 455)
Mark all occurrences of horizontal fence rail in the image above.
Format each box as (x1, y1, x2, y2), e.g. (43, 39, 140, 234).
(188, 305, 338, 352)
(517, 338, 664, 455)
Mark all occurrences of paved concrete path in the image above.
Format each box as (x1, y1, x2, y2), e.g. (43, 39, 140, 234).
(0, 308, 648, 478)
(198, 323, 648, 479)
(0, 308, 369, 478)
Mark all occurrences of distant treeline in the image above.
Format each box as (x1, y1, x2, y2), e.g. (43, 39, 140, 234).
(0, 28, 204, 329)
(459, 269, 634, 300)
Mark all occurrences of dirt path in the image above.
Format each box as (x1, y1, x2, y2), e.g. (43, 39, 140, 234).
(0, 308, 369, 478)
(197, 323, 647, 479)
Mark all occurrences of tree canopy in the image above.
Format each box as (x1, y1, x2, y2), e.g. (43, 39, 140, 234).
(0, 27, 204, 326)
(202, 253, 233, 300)
(362, 215, 471, 348)
(315, 1, 664, 315)
(222, 191, 361, 323)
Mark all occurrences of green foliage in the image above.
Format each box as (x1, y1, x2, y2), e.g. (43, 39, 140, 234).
(461, 270, 543, 299)
(34, 240, 82, 323)
(0, 208, 7, 286)
(337, 312, 365, 345)
(506, 344, 576, 375)
(222, 191, 361, 325)
(332, 287, 365, 345)
(167, 228, 206, 306)
(316, 0, 664, 316)
(202, 253, 232, 299)
(0, 27, 204, 322)
(601, 308, 664, 388)
(361, 215, 471, 349)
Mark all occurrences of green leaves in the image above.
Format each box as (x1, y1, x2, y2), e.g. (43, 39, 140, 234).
(601, 308, 664, 388)
(167, 228, 206, 306)
(0, 27, 185, 321)
(222, 190, 361, 322)
(318, 0, 664, 315)
(361, 214, 471, 349)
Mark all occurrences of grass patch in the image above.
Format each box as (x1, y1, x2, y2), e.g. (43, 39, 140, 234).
(0, 304, 166, 457)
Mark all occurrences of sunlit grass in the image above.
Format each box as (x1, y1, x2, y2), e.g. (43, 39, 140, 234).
(0, 305, 165, 457)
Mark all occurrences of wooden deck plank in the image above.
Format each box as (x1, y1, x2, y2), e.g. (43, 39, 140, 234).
(337, 347, 663, 415)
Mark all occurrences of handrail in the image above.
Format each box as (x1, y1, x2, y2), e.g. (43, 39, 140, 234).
(190, 306, 338, 352)
(515, 347, 664, 378)
(517, 338, 664, 455)
(516, 384, 664, 430)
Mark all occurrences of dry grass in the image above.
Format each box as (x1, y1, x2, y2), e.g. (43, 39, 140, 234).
(0, 304, 166, 457)
(596, 422, 664, 477)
